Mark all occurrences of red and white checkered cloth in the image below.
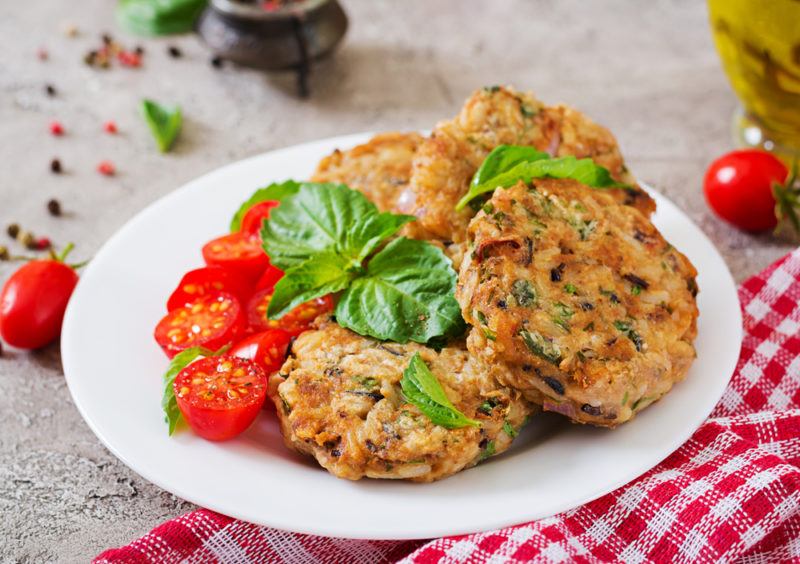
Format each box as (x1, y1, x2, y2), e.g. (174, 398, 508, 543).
(96, 248, 800, 564)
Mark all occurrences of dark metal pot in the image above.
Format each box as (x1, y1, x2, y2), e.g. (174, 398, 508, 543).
(197, 0, 348, 71)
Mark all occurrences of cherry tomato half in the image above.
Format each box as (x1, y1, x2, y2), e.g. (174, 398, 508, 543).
(240, 200, 279, 237)
(0, 259, 78, 349)
(166, 265, 254, 311)
(704, 149, 789, 232)
(254, 263, 284, 293)
(246, 289, 334, 337)
(154, 292, 245, 358)
(231, 329, 292, 376)
(202, 232, 268, 281)
(174, 355, 267, 441)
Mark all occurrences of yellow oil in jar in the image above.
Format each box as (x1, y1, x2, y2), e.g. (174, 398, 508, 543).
(708, 0, 800, 157)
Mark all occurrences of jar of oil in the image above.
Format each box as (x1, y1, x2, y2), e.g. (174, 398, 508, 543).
(708, 0, 800, 159)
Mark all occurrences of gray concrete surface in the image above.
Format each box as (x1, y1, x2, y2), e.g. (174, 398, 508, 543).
(1, 0, 795, 561)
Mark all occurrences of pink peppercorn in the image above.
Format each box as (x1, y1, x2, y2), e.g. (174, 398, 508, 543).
(97, 161, 115, 176)
(49, 121, 64, 136)
(103, 120, 118, 134)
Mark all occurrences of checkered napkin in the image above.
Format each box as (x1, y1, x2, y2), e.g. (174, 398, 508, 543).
(96, 248, 800, 564)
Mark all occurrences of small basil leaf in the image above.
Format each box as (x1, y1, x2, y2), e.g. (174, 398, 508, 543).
(117, 0, 207, 36)
(266, 252, 354, 320)
(471, 145, 550, 188)
(261, 183, 411, 270)
(141, 99, 182, 153)
(400, 353, 480, 429)
(229, 180, 301, 232)
(335, 238, 465, 343)
(456, 153, 625, 210)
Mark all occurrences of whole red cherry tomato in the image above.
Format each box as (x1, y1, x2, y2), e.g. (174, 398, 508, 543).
(166, 265, 254, 311)
(0, 255, 79, 349)
(174, 355, 267, 441)
(704, 149, 789, 232)
(202, 232, 268, 281)
(231, 329, 292, 375)
(240, 200, 279, 237)
(154, 292, 245, 358)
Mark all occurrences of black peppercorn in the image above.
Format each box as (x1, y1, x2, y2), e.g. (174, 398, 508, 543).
(45, 84, 57, 96)
(6, 224, 20, 239)
(210, 56, 223, 69)
(47, 199, 62, 217)
(50, 158, 62, 174)
(167, 46, 182, 58)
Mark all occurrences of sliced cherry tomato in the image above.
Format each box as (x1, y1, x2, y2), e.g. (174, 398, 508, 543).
(254, 262, 284, 293)
(202, 232, 268, 280)
(166, 266, 254, 311)
(240, 200, 279, 237)
(0, 259, 78, 349)
(154, 292, 245, 358)
(704, 149, 789, 232)
(174, 355, 267, 441)
(231, 328, 292, 376)
(246, 289, 333, 337)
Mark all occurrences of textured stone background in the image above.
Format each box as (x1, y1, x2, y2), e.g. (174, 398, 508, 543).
(0, 0, 795, 561)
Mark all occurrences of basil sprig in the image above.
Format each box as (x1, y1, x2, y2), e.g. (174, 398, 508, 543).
(141, 99, 182, 153)
(162, 345, 227, 435)
(400, 353, 480, 429)
(259, 183, 465, 344)
(117, 0, 207, 36)
(456, 145, 625, 210)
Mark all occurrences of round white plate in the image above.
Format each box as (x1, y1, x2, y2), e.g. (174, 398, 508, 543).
(62, 133, 742, 540)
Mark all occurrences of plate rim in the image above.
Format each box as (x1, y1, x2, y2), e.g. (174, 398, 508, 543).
(61, 132, 743, 540)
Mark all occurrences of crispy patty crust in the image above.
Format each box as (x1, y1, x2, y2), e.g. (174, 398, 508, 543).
(456, 179, 698, 427)
(396, 86, 654, 243)
(311, 132, 423, 212)
(270, 320, 534, 481)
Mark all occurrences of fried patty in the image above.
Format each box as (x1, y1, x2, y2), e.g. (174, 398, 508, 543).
(396, 86, 654, 243)
(456, 179, 698, 427)
(270, 320, 534, 482)
(311, 132, 423, 212)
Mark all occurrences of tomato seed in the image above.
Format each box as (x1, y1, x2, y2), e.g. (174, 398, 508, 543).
(179, 386, 189, 396)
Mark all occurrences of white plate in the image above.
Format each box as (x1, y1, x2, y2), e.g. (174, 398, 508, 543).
(62, 133, 742, 540)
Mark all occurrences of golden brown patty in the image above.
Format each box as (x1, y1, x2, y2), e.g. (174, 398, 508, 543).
(311, 132, 423, 212)
(396, 86, 653, 243)
(270, 320, 534, 482)
(456, 179, 698, 427)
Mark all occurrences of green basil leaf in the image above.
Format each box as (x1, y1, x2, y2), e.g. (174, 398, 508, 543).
(400, 353, 480, 429)
(229, 180, 301, 232)
(456, 153, 624, 210)
(162, 346, 209, 435)
(117, 0, 207, 36)
(141, 99, 182, 153)
(267, 252, 354, 319)
(261, 183, 413, 270)
(335, 238, 465, 343)
(471, 145, 550, 189)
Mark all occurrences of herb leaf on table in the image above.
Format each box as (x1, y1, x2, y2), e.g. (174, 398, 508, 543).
(141, 99, 182, 153)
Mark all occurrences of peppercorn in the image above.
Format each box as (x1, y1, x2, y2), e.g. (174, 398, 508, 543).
(103, 120, 117, 134)
(102, 33, 113, 45)
(167, 46, 182, 58)
(134, 45, 144, 56)
(50, 158, 62, 174)
(49, 121, 64, 136)
(47, 199, 62, 216)
(45, 84, 56, 97)
(6, 224, 20, 239)
(36, 237, 51, 250)
(37, 48, 48, 61)
(19, 231, 35, 249)
(84, 50, 98, 66)
(210, 56, 224, 69)
(97, 160, 115, 176)
(0, 245, 8, 260)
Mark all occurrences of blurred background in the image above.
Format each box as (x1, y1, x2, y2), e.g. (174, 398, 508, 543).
(0, 0, 796, 560)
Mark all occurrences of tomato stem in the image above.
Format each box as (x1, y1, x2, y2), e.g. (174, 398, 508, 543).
(773, 160, 800, 235)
